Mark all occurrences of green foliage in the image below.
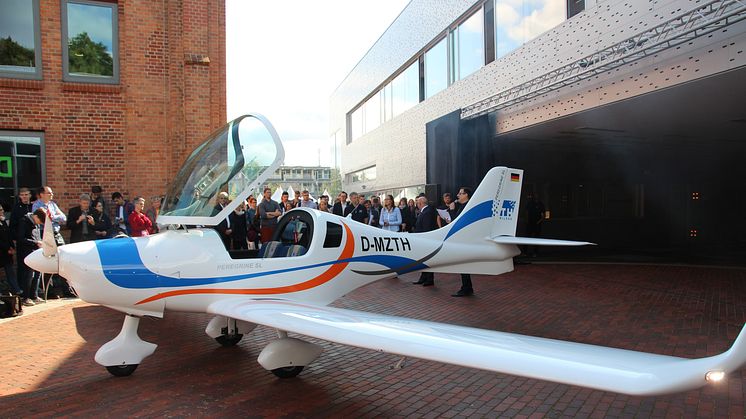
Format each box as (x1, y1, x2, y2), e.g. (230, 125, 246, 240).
(0, 36, 34, 67)
(328, 168, 343, 196)
(68, 32, 113, 76)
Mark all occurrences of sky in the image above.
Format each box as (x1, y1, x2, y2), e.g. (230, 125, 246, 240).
(226, 0, 410, 167)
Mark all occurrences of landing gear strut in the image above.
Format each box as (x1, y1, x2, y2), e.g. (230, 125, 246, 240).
(95, 314, 157, 377)
(258, 331, 322, 378)
(205, 315, 256, 346)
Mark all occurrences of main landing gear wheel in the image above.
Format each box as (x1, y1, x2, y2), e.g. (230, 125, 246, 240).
(106, 364, 139, 377)
(215, 334, 243, 347)
(271, 366, 304, 378)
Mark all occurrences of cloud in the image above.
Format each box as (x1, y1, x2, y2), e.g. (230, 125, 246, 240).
(499, 0, 565, 44)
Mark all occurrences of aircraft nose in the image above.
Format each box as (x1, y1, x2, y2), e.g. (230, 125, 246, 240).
(24, 248, 59, 274)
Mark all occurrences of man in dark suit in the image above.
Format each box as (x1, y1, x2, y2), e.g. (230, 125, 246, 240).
(67, 193, 95, 243)
(451, 187, 474, 297)
(412, 195, 438, 286)
(332, 191, 352, 217)
(213, 191, 232, 249)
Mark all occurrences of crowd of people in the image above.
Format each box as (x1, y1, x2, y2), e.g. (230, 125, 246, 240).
(0, 185, 163, 308)
(1, 182, 491, 309)
(216, 186, 477, 297)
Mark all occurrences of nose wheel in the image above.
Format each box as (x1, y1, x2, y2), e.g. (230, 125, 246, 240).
(271, 365, 304, 378)
(106, 364, 139, 377)
(95, 315, 157, 377)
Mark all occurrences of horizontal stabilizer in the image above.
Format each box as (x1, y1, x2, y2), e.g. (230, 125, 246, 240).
(491, 236, 595, 246)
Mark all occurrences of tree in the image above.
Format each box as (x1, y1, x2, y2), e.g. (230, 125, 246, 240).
(0, 36, 34, 67)
(68, 32, 113, 76)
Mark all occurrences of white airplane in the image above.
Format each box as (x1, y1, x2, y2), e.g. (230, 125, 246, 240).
(26, 114, 746, 396)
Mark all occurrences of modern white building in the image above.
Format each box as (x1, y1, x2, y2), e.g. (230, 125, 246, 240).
(264, 166, 334, 197)
(330, 0, 746, 256)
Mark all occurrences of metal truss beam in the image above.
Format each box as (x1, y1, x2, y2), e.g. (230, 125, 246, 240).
(461, 0, 746, 120)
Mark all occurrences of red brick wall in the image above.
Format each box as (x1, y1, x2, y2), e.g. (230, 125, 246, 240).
(0, 0, 226, 213)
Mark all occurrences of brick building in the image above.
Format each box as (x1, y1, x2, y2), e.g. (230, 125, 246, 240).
(0, 0, 226, 213)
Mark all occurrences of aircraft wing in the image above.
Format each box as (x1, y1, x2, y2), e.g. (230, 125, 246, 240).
(208, 298, 746, 396)
(490, 236, 595, 246)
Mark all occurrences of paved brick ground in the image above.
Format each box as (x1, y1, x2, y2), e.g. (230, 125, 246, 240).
(1, 264, 744, 417)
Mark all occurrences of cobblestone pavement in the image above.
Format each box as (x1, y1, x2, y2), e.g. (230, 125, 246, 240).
(1, 264, 744, 417)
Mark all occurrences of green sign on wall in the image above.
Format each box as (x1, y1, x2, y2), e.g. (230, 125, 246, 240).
(0, 156, 11, 178)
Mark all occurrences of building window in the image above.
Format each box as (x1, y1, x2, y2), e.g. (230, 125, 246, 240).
(424, 37, 448, 99)
(0, 131, 45, 211)
(382, 83, 393, 122)
(496, 0, 566, 59)
(0, 0, 42, 79)
(391, 61, 419, 118)
(350, 106, 363, 142)
(454, 8, 484, 81)
(62, 0, 119, 84)
(568, 0, 585, 18)
(364, 91, 382, 134)
(346, 166, 376, 184)
(525, 0, 566, 43)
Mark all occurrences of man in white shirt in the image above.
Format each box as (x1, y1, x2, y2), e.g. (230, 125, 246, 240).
(31, 186, 67, 237)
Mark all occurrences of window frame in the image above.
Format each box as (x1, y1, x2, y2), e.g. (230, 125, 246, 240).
(0, 0, 43, 80)
(61, 0, 120, 84)
(0, 130, 47, 202)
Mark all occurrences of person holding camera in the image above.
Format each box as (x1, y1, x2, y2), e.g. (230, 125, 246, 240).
(91, 200, 112, 239)
(111, 192, 134, 235)
(67, 193, 96, 243)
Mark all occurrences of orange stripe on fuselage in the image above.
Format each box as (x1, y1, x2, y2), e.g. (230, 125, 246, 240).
(135, 222, 355, 305)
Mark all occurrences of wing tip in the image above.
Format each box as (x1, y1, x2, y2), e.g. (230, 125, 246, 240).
(723, 323, 746, 371)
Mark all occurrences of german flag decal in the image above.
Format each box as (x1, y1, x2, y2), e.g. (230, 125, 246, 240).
(510, 173, 520, 182)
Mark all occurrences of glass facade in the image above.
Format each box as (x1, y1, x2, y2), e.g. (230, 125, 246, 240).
(349, 60, 419, 142)
(391, 60, 419, 118)
(456, 8, 484, 81)
(0, 0, 41, 79)
(350, 106, 364, 141)
(346, 0, 571, 143)
(424, 37, 448, 99)
(496, 0, 566, 59)
(0, 132, 44, 211)
(364, 90, 381, 134)
(347, 166, 377, 184)
(63, 0, 119, 83)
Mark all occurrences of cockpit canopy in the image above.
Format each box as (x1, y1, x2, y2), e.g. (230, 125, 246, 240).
(158, 114, 284, 226)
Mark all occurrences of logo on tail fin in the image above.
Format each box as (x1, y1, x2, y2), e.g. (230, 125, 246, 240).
(497, 200, 516, 220)
(491, 199, 517, 220)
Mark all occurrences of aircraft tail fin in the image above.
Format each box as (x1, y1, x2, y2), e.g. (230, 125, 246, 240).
(437, 167, 523, 244)
(421, 167, 592, 274)
(438, 167, 592, 246)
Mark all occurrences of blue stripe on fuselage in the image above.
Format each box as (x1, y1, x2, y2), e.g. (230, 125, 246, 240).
(95, 237, 426, 289)
(444, 200, 492, 240)
(95, 200, 492, 289)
